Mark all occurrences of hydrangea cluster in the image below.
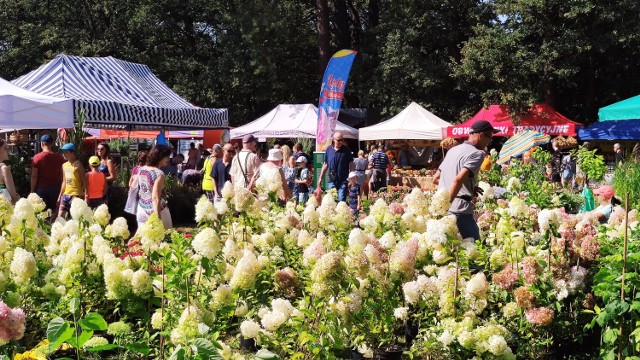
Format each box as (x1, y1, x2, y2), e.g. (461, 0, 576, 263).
(138, 213, 165, 252)
(0, 301, 26, 345)
(195, 196, 217, 224)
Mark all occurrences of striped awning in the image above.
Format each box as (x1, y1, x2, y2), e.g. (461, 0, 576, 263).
(11, 54, 228, 130)
(497, 130, 551, 164)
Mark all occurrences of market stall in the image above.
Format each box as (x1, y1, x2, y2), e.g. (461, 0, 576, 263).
(446, 103, 582, 138)
(359, 102, 452, 191)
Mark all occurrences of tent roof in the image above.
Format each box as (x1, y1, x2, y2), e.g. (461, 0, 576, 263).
(447, 104, 582, 138)
(0, 76, 74, 129)
(86, 129, 203, 140)
(358, 102, 452, 141)
(11, 54, 228, 130)
(230, 104, 358, 139)
(578, 119, 640, 140)
(598, 95, 640, 121)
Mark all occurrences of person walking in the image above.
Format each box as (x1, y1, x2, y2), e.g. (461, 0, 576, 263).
(136, 145, 172, 229)
(202, 144, 222, 202)
(187, 142, 200, 170)
(347, 171, 361, 220)
(0, 139, 20, 203)
(86, 156, 107, 208)
(129, 150, 148, 187)
(96, 143, 117, 203)
(57, 144, 88, 219)
(230, 135, 261, 189)
(369, 143, 390, 192)
(211, 144, 234, 202)
(433, 120, 498, 240)
(315, 132, 353, 202)
(614, 143, 624, 166)
(353, 150, 368, 195)
(31, 134, 64, 212)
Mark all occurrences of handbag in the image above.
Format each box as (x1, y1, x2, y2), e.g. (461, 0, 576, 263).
(124, 176, 139, 215)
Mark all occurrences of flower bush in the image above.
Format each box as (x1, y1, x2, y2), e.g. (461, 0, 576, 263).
(0, 178, 631, 359)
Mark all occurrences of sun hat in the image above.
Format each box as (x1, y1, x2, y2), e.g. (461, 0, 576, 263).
(348, 171, 358, 179)
(593, 185, 615, 199)
(40, 134, 53, 143)
(266, 148, 283, 162)
(296, 156, 308, 163)
(61, 143, 75, 152)
(88, 156, 101, 166)
(470, 120, 500, 134)
(242, 134, 257, 143)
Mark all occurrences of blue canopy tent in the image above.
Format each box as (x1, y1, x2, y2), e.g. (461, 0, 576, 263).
(577, 119, 640, 141)
(12, 54, 228, 130)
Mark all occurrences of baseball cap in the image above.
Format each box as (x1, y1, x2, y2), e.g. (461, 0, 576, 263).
(88, 156, 101, 166)
(296, 156, 307, 163)
(61, 143, 75, 152)
(470, 120, 500, 134)
(348, 171, 358, 179)
(242, 134, 257, 143)
(40, 134, 53, 143)
(593, 185, 615, 199)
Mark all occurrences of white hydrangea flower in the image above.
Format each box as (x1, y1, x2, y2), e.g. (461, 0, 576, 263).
(195, 196, 217, 224)
(192, 228, 220, 259)
(10, 247, 37, 284)
(240, 320, 261, 339)
(506, 177, 521, 192)
(488, 335, 508, 356)
(221, 181, 234, 200)
(11, 198, 38, 229)
(104, 217, 130, 239)
(151, 311, 164, 330)
(438, 330, 455, 346)
(26, 193, 46, 213)
(393, 307, 409, 321)
(70, 198, 93, 222)
(429, 188, 451, 217)
(538, 209, 560, 232)
(214, 201, 228, 215)
(138, 214, 165, 252)
(465, 273, 489, 298)
(230, 250, 262, 290)
(93, 204, 111, 227)
(131, 269, 153, 297)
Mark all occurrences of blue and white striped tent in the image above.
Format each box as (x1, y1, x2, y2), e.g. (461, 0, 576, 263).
(12, 54, 228, 130)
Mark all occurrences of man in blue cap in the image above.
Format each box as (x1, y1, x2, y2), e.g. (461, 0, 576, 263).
(31, 134, 65, 217)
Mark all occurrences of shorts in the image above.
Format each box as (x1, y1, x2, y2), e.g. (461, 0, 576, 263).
(562, 170, 574, 179)
(88, 198, 105, 208)
(35, 185, 61, 212)
(59, 194, 79, 213)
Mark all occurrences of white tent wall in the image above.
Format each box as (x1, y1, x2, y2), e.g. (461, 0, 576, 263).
(358, 102, 451, 141)
(0, 77, 73, 129)
(230, 104, 358, 139)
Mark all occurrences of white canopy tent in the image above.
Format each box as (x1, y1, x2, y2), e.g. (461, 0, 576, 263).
(230, 104, 358, 139)
(0, 76, 74, 130)
(358, 102, 452, 140)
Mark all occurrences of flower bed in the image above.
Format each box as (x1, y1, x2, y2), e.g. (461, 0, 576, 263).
(0, 180, 635, 359)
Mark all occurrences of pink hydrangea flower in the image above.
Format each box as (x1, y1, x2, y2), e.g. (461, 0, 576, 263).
(0, 301, 26, 343)
(389, 202, 405, 216)
(525, 307, 554, 326)
(493, 264, 519, 290)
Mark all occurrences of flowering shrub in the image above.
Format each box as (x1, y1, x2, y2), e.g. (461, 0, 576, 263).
(0, 181, 625, 359)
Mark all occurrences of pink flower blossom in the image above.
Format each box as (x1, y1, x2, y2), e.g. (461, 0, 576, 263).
(389, 203, 405, 215)
(525, 307, 554, 326)
(579, 235, 600, 261)
(389, 238, 418, 281)
(493, 264, 519, 290)
(0, 301, 26, 343)
(521, 257, 540, 285)
(514, 286, 536, 309)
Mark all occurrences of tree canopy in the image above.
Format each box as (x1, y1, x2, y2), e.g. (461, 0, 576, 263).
(1, 0, 639, 125)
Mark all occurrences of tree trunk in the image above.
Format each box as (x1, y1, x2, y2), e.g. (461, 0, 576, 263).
(316, 0, 331, 77)
(333, 0, 350, 50)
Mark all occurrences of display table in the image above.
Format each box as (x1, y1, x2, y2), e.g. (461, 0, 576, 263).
(389, 175, 435, 191)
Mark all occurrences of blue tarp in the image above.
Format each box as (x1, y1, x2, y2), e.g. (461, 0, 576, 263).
(12, 54, 228, 130)
(578, 119, 640, 140)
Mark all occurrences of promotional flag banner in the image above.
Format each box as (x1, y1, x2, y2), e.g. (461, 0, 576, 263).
(316, 50, 357, 151)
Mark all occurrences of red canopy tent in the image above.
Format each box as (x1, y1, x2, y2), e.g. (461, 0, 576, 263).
(445, 104, 582, 138)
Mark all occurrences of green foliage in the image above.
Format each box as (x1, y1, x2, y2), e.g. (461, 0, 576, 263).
(613, 161, 640, 210)
(573, 146, 606, 183)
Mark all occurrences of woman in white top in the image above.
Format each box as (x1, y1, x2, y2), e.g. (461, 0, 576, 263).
(0, 139, 20, 203)
(250, 148, 292, 201)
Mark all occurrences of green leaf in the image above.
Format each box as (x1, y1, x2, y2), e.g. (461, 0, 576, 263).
(79, 313, 108, 331)
(69, 297, 80, 316)
(86, 344, 119, 352)
(255, 349, 280, 360)
(47, 317, 74, 352)
(603, 328, 618, 345)
(169, 346, 186, 360)
(124, 342, 151, 356)
(192, 338, 222, 359)
(67, 329, 93, 348)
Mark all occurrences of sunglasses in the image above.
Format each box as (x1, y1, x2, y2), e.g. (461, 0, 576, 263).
(334, 138, 344, 142)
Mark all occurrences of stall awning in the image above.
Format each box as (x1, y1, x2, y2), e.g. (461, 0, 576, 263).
(359, 102, 452, 141)
(598, 95, 640, 121)
(230, 104, 358, 139)
(446, 104, 582, 138)
(578, 120, 640, 141)
(0, 76, 73, 129)
(86, 129, 203, 140)
(12, 54, 228, 130)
